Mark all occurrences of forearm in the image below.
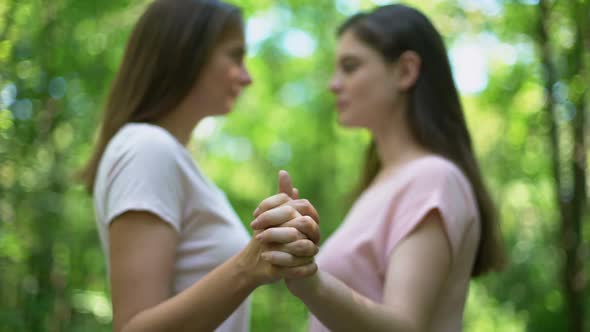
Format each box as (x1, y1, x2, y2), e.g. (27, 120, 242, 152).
(291, 271, 418, 332)
(119, 254, 256, 332)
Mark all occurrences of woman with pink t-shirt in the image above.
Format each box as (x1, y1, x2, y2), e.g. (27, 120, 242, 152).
(252, 4, 506, 332)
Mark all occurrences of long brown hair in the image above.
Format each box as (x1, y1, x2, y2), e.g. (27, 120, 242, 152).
(79, 0, 242, 192)
(340, 4, 506, 277)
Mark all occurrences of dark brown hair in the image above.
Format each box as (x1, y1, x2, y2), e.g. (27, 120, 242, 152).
(80, 0, 242, 192)
(340, 4, 506, 277)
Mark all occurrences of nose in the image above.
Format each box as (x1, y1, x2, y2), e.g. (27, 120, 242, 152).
(240, 65, 252, 87)
(329, 74, 341, 94)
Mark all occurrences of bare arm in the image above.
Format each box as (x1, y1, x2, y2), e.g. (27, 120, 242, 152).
(109, 211, 316, 332)
(258, 211, 452, 332)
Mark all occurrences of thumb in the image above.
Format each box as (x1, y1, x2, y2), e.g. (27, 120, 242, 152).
(278, 170, 295, 198)
(292, 187, 299, 199)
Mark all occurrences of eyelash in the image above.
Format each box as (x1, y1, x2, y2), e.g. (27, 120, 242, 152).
(341, 62, 358, 73)
(230, 51, 244, 64)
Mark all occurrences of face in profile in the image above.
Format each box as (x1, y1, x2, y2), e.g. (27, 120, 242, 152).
(185, 30, 252, 117)
(329, 30, 406, 130)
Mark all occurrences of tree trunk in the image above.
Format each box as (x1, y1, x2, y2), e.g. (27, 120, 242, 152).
(538, 0, 586, 330)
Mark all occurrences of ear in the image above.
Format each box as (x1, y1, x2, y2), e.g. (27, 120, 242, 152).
(396, 50, 421, 91)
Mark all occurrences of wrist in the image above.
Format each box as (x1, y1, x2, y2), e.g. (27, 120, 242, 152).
(285, 272, 320, 299)
(231, 249, 262, 292)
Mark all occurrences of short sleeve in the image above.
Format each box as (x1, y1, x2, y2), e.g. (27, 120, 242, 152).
(383, 160, 477, 263)
(101, 133, 186, 233)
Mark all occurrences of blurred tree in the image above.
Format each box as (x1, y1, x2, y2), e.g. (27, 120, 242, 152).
(0, 0, 588, 331)
(537, 0, 588, 330)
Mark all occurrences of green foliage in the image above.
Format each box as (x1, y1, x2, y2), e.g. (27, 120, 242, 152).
(0, 0, 587, 331)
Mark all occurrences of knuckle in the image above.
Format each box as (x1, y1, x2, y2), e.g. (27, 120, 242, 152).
(290, 200, 303, 209)
(284, 205, 297, 215)
(294, 240, 307, 254)
(299, 264, 315, 277)
(284, 267, 297, 278)
(294, 230, 306, 241)
(310, 263, 318, 275)
(300, 219, 314, 234)
(292, 268, 304, 278)
(302, 238, 313, 247)
(288, 227, 300, 240)
(260, 230, 273, 241)
(298, 245, 311, 257)
(277, 252, 289, 264)
(268, 252, 277, 261)
(302, 215, 314, 225)
(288, 219, 301, 231)
(280, 220, 294, 229)
(279, 253, 292, 265)
(260, 198, 273, 208)
(286, 205, 299, 218)
(291, 257, 303, 267)
(257, 212, 270, 223)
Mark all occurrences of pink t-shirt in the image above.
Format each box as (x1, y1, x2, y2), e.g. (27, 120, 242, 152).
(309, 156, 480, 332)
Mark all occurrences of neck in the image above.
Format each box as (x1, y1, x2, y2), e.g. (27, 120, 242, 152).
(154, 102, 204, 147)
(371, 101, 430, 173)
(155, 118, 195, 146)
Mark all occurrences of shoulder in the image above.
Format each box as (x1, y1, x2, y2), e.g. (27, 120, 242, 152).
(97, 123, 188, 185)
(106, 123, 184, 164)
(391, 155, 477, 217)
(410, 155, 464, 178)
(408, 155, 478, 220)
(401, 155, 470, 191)
(118, 123, 181, 154)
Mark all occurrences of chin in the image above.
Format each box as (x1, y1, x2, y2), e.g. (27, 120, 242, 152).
(222, 105, 234, 114)
(204, 107, 231, 118)
(216, 102, 234, 115)
(224, 99, 238, 113)
(337, 112, 362, 128)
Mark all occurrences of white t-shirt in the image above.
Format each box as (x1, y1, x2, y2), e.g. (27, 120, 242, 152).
(93, 122, 251, 332)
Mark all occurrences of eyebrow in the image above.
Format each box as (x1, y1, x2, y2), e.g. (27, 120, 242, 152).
(232, 45, 246, 56)
(338, 54, 361, 62)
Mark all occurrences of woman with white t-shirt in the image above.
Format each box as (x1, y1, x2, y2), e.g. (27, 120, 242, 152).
(79, 1, 320, 331)
(252, 4, 506, 332)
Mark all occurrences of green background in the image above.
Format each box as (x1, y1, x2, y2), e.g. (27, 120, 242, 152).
(0, 0, 588, 331)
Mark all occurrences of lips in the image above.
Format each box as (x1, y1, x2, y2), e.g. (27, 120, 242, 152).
(230, 88, 241, 99)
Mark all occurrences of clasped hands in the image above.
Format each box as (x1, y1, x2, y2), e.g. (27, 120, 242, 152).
(239, 171, 320, 288)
